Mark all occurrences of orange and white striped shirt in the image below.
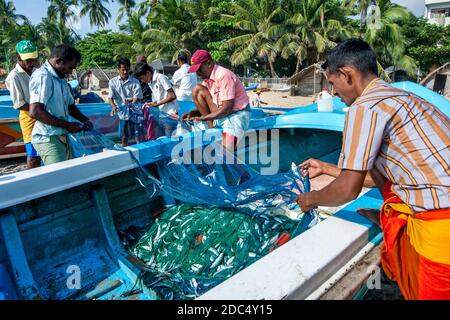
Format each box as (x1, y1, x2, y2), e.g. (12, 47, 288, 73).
(339, 78, 450, 212)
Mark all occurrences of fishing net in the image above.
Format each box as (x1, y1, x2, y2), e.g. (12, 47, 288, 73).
(127, 204, 304, 300)
(68, 122, 319, 300)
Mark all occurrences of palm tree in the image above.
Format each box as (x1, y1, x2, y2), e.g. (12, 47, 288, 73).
(46, 0, 79, 24)
(115, 11, 147, 60)
(80, 0, 112, 28)
(223, 0, 285, 77)
(362, 0, 417, 77)
(114, 0, 136, 24)
(142, 0, 199, 61)
(278, 0, 351, 74)
(38, 17, 76, 50)
(0, 0, 28, 29)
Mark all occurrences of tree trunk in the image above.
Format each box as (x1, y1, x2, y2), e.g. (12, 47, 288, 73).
(295, 57, 302, 74)
(268, 56, 278, 78)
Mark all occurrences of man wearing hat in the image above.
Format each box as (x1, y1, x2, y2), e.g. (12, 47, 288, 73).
(182, 50, 250, 150)
(5, 40, 41, 168)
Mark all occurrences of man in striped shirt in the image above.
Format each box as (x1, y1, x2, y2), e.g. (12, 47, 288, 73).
(296, 39, 450, 299)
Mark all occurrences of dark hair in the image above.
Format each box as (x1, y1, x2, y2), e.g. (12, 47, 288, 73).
(117, 57, 131, 69)
(177, 52, 189, 64)
(134, 62, 154, 78)
(322, 39, 378, 76)
(51, 44, 81, 62)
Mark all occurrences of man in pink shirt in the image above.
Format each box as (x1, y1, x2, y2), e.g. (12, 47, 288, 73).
(182, 50, 251, 149)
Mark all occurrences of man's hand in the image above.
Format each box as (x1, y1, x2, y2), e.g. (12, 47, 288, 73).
(82, 120, 94, 131)
(182, 110, 201, 121)
(296, 193, 316, 212)
(144, 102, 158, 108)
(299, 158, 327, 179)
(110, 106, 118, 117)
(66, 122, 83, 133)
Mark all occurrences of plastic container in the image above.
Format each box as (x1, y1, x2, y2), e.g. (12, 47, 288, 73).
(317, 89, 333, 112)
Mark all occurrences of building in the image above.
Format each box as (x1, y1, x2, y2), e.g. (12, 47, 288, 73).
(421, 62, 450, 96)
(79, 69, 117, 90)
(150, 60, 178, 78)
(425, 0, 450, 26)
(287, 63, 329, 97)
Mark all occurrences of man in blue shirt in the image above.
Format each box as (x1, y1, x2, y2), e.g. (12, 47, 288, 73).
(29, 45, 93, 165)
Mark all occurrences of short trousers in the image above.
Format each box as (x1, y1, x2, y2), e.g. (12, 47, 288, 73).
(33, 135, 72, 165)
(25, 142, 39, 158)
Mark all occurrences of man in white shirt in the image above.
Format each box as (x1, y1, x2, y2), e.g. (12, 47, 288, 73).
(5, 40, 41, 168)
(172, 52, 197, 101)
(134, 62, 179, 115)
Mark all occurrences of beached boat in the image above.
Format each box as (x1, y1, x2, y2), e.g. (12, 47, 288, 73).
(0, 99, 267, 159)
(0, 81, 447, 300)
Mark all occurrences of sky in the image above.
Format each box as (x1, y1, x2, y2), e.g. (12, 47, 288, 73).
(13, 0, 426, 36)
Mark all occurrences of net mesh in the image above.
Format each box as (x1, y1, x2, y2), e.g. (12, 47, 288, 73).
(68, 122, 318, 300)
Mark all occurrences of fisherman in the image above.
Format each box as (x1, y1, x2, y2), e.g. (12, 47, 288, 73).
(108, 57, 143, 146)
(135, 54, 152, 103)
(5, 40, 41, 169)
(296, 39, 450, 300)
(134, 62, 179, 115)
(172, 51, 197, 101)
(182, 49, 250, 150)
(29, 45, 93, 165)
(134, 62, 179, 137)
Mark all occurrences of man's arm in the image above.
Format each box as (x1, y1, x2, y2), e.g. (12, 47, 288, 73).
(68, 104, 91, 124)
(199, 99, 234, 121)
(29, 103, 82, 133)
(296, 169, 367, 211)
(148, 88, 177, 108)
(300, 158, 376, 188)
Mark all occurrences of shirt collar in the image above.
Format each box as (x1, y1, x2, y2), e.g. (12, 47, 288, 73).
(15, 63, 27, 74)
(204, 65, 218, 86)
(44, 60, 64, 79)
(352, 78, 386, 106)
(151, 71, 159, 84)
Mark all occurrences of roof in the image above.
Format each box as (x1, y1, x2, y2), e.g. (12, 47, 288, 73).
(79, 69, 117, 82)
(420, 62, 450, 86)
(287, 63, 324, 85)
(150, 59, 178, 71)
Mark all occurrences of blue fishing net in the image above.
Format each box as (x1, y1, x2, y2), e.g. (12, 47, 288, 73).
(68, 123, 319, 300)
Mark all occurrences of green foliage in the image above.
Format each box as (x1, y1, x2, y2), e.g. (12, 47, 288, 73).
(0, 0, 434, 80)
(76, 30, 116, 69)
(401, 17, 450, 73)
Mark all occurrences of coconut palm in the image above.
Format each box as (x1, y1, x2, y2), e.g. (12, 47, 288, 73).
(0, 0, 28, 29)
(278, 0, 351, 74)
(114, 0, 136, 24)
(142, 0, 199, 61)
(38, 17, 76, 50)
(114, 11, 147, 60)
(223, 0, 285, 77)
(362, 0, 417, 77)
(46, 0, 79, 24)
(80, 0, 112, 28)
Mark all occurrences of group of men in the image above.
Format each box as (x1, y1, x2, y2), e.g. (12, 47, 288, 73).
(6, 41, 252, 161)
(4, 38, 449, 300)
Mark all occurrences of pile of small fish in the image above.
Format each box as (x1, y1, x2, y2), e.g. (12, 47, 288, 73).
(130, 204, 300, 299)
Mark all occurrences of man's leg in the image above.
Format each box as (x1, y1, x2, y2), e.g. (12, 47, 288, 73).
(119, 120, 130, 147)
(33, 136, 69, 165)
(25, 142, 41, 169)
(192, 84, 218, 129)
